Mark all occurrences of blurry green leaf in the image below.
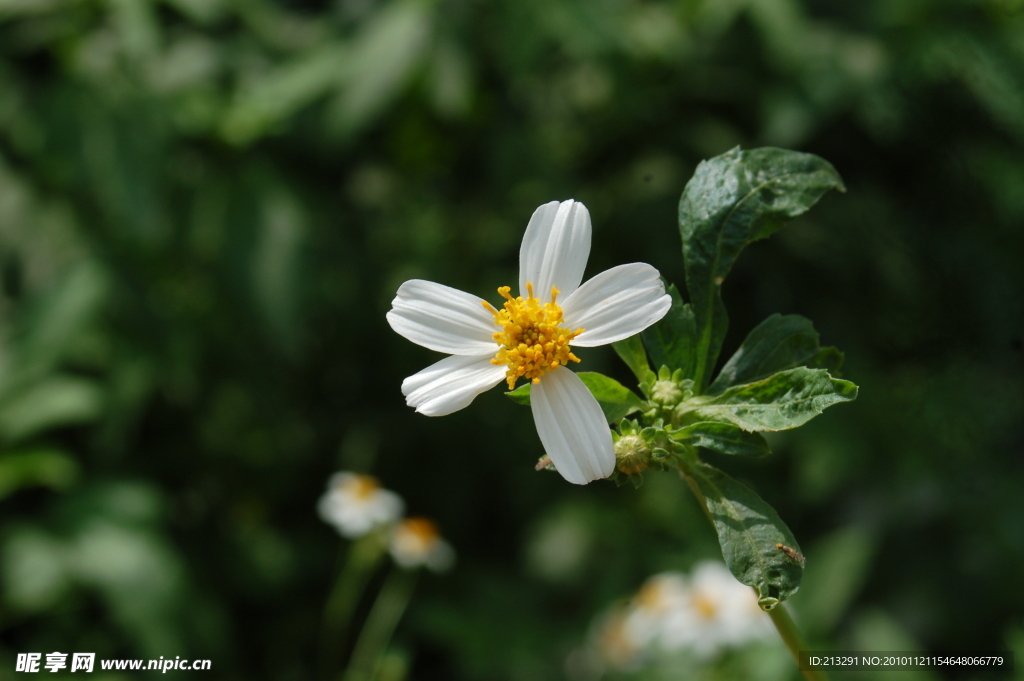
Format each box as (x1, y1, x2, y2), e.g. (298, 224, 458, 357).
(0, 376, 103, 443)
(505, 371, 643, 423)
(849, 610, 936, 681)
(0, 448, 79, 499)
(109, 0, 161, 60)
(612, 334, 654, 384)
(640, 283, 698, 379)
(687, 367, 857, 432)
(221, 43, 347, 145)
(0, 0, 59, 18)
(795, 525, 876, 633)
(682, 461, 803, 607)
(252, 187, 305, 354)
(1, 527, 70, 612)
(671, 421, 771, 457)
(163, 0, 226, 25)
(679, 147, 845, 391)
(16, 262, 108, 379)
(327, 0, 433, 135)
(429, 38, 473, 119)
(708, 313, 843, 394)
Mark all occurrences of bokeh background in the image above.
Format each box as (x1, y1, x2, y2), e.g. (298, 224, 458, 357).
(1, 0, 1023, 679)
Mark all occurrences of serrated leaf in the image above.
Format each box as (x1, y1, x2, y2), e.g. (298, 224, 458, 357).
(708, 313, 844, 394)
(504, 371, 643, 423)
(688, 367, 857, 432)
(640, 283, 698, 379)
(679, 147, 845, 392)
(682, 461, 803, 607)
(671, 421, 771, 457)
(612, 334, 654, 384)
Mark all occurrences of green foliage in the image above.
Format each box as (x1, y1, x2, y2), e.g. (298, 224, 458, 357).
(678, 148, 845, 392)
(685, 367, 858, 432)
(707, 314, 844, 395)
(669, 421, 771, 458)
(681, 461, 803, 609)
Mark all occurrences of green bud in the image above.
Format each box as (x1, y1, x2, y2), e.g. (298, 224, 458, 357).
(614, 434, 651, 475)
(650, 379, 683, 406)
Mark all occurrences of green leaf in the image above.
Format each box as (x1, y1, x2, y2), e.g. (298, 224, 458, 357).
(671, 421, 771, 457)
(0, 448, 80, 500)
(0, 376, 104, 444)
(640, 283, 698, 379)
(612, 334, 654, 384)
(687, 367, 857, 432)
(679, 147, 845, 392)
(682, 461, 803, 608)
(708, 313, 844, 394)
(504, 372, 643, 423)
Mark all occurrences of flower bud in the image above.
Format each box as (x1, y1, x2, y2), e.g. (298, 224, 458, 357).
(614, 434, 652, 475)
(650, 379, 683, 406)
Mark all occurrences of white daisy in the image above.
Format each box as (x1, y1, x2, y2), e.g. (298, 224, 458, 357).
(660, 561, 773, 657)
(386, 200, 671, 484)
(389, 517, 455, 572)
(317, 472, 404, 539)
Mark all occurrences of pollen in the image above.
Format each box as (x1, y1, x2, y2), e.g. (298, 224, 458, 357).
(482, 282, 584, 390)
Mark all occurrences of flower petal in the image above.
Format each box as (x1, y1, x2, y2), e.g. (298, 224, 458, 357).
(402, 354, 506, 416)
(519, 200, 591, 302)
(560, 263, 671, 347)
(530, 368, 614, 485)
(387, 280, 499, 355)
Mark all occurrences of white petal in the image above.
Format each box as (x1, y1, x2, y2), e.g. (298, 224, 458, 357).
(387, 280, 499, 355)
(530, 368, 614, 485)
(402, 354, 506, 416)
(561, 263, 672, 347)
(519, 200, 591, 302)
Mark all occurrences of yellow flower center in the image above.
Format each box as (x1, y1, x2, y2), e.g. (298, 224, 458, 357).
(693, 593, 718, 620)
(394, 517, 441, 556)
(483, 282, 584, 390)
(339, 474, 380, 500)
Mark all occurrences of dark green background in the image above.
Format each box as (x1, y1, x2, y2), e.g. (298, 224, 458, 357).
(1, 0, 1022, 679)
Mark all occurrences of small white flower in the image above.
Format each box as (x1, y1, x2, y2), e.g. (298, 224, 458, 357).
(317, 472, 404, 539)
(387, 200, 671, 484)
(389, 517, 455, 572)
(622, 572, 690, 648)
(659, 561, 772, 658)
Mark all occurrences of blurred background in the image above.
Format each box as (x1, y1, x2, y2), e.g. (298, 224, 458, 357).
(1, 0, 1022, 679)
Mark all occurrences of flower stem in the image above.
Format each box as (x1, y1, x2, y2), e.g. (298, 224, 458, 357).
(320, 532, 388, 679)
(342, 566, 419, 681)
(767, 603, 828, 681)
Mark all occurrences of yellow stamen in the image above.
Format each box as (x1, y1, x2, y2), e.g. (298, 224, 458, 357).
(482, 283, 584, 390)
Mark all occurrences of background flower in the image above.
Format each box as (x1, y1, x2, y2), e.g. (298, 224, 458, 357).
(318, 472, 404, 539)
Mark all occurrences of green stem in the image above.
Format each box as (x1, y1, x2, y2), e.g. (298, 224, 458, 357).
(320, 532, 388, 680)
(767, 603, 828, 681)
(342, 566, 419, 681)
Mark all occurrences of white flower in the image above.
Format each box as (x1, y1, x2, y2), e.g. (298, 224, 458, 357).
(389, 517, 455, 572)
(659, 561, 773, 658)
(622, 572, 691, 648)
(317, 472, 404, 539)
(386, 200, 671, 484)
